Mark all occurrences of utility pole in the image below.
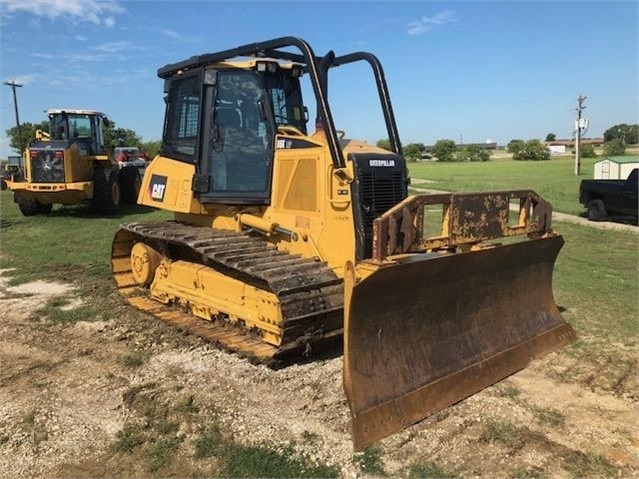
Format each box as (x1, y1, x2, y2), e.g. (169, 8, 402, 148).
(574, 94, 587, 176)
(4, 79, 24, 166)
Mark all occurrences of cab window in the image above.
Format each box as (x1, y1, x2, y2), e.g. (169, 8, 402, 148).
(208, 71, 272, 196)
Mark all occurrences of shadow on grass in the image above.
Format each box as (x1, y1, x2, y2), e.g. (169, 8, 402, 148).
(0, 219, 18, 230)
(46, 203, 159, 219)
(578, 212, 638, 226)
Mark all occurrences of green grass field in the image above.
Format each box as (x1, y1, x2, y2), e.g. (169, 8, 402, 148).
(0, 169, 636, 351)
(0, 165, 637, 476)
(0, 198, 171, 284)
(408, 155, 602, 215)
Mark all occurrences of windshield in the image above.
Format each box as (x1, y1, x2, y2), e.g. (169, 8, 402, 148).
(49, 113, 92, 140)
(264, 72, 307, 133)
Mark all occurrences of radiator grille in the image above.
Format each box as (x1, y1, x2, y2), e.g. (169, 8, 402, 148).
(30, 150, 65, 183)
(351, 154, 407, 260)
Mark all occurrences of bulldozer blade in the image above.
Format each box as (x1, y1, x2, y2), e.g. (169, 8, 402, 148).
(343, 235, 576, 451)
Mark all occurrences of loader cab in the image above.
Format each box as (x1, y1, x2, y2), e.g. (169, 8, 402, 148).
(46, 109, 107, 156)
(161, 62, 307, 204)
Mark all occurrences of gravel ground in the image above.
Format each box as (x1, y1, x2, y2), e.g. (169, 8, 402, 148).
(1, 264, 637, 478)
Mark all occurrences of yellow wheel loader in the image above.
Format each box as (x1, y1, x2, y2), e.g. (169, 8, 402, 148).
(5, 109, 142, 216)
(111, 37, 576, 450)
(1, 163, 23, 190)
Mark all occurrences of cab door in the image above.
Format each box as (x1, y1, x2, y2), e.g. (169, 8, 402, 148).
(201, 70, 273, 204)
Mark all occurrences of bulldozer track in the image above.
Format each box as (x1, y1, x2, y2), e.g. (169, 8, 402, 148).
(111, 221, 344, 367)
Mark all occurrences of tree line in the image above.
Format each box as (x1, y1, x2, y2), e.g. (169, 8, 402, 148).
(377, 123, 638, 162)
(5, 121, 161, 158)
(6, 118, 637, 163)
(376, 138, 492, 162)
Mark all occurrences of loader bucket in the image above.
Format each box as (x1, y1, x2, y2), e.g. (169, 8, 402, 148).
(343, 235, 576, 451)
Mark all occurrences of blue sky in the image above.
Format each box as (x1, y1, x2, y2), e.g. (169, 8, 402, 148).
(0, 0, 637, 159)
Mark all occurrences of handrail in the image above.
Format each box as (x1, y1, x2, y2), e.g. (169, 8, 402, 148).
(157, 36, 346, 170)
(157, 37, 406, 169)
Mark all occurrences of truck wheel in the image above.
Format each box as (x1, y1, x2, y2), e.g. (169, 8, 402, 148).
(14, 194, 51, 216)
(587, 199, 607, 221)
(93, 169, 121, 214)
(119, 167, 141, 204)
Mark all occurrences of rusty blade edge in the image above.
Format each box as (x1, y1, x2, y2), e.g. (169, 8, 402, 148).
(350, 322, 577, 451)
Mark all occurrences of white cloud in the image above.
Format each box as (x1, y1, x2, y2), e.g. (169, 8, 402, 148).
(155, 27, 182, 40)
(407, 10, 458, 35)
(1, 0, 124, 26)
(61, 52, 108, 62)
(3, 74, 41, 85)
(90, 41, 143, 53)
(146, 26, 199, 43)
(30, 53, 55, 59)
(104, 16, 115, 28)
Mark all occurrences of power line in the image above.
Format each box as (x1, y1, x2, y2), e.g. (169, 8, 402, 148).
(4, 79, 24, 164)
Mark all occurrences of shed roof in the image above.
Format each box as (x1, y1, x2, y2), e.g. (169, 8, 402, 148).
(595, 156, 639, 165)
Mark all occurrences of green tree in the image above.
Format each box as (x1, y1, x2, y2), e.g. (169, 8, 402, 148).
(104, 122, 143, 151)
(140, 140, 162, 158)
(603, 124, 638, 144)
(512, 140, 550, 161)
(603, 139, 626, 156)
(580, 143, 597, 158)
(507, 139, 525, 154)
(456, 144, 491, 162)
(545, 133, 556, 142)
(431, 139, 458, 162)
(5, 121, 49, 152)
(403, 142, 425, 162)
(376, 139, 392, 151)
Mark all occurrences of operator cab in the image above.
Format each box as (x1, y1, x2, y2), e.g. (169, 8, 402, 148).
(46, 109, 108, 156)
(161, 60, 308, 204)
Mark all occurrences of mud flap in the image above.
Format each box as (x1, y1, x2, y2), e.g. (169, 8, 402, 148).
(343, 235, 576, 451)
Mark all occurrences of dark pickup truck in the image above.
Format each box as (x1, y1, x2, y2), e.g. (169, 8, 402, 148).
(579, 168, 638, 221)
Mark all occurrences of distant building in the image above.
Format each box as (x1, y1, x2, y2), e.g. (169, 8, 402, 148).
(423, 142, 497, 153)
(546, 138, 604, 148)
(548, 145, 566, 155)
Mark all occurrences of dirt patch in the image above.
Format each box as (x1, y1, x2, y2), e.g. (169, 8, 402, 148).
(1, 270, 637, 478)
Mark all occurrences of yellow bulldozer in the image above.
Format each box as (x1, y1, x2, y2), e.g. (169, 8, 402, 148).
(5, 109, 141, 216)
(111, 37, 576, 450)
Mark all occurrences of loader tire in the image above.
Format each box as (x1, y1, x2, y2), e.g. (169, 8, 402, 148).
(119, 167, 141, 204)
(1, 179, 6, 190)
(587, 199, 606, 221)
(14, 194, 52, 216)
(93, 169, 121, 214)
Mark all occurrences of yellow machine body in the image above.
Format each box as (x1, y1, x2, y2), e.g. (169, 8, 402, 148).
(7, 110, 140, 215)
(111, 38, 576, 451)
(135, 137, 369, 271)
(6, 143, 101, 204)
